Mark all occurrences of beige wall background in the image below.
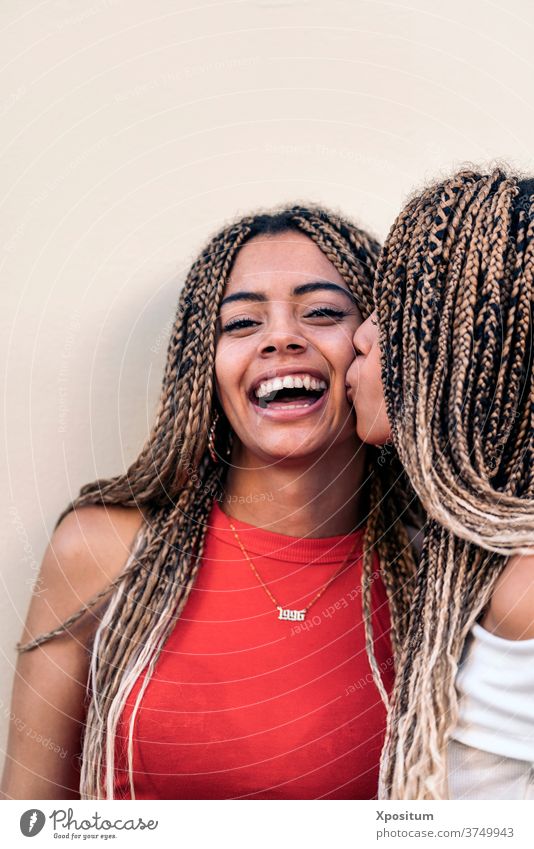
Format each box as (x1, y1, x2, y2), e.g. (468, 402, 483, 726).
(1, 0, 533, 757)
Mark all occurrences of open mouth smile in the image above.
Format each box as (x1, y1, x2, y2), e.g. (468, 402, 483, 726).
(248, 371, 329, 418)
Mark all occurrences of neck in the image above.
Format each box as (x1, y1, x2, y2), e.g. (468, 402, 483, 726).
(220, 439, 366, 537)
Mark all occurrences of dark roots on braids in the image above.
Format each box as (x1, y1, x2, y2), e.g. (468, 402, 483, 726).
(375, 167, 534, 799)
(17, 203, 420, 799)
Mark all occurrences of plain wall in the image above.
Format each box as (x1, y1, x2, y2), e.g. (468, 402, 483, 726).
(2, 0, 534, 759)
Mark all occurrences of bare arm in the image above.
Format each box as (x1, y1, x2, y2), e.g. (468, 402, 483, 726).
(0, 505, 144, 799)
(481, 553, 534, 640)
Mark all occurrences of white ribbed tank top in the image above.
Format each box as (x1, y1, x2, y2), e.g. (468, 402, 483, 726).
(448, 623, 534, 799)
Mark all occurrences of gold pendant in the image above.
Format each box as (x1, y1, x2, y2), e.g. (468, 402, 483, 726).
(277, 607, 306, 621)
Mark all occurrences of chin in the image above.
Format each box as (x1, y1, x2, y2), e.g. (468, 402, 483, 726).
(356, 424, 389, 447)
(250, 430, 346, 463)
(256, 441, 326, 463)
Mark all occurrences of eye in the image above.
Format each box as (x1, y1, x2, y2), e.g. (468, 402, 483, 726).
(221, 317, 261, 333)
(304, 306, 349, 321)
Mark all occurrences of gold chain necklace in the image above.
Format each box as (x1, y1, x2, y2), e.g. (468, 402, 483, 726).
(226, 515, 362, 622)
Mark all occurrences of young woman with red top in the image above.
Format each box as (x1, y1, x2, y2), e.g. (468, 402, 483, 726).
(1, 206, 418, 801)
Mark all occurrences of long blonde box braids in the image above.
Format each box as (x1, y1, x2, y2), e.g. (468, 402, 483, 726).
(375, 168, 534, 799)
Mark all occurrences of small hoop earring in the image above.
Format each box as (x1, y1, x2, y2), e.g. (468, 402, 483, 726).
(208, 411, 220, 463)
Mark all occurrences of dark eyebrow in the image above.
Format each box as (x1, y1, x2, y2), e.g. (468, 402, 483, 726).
(219, 291, 268, 307)
(292, 281, 357, 304)
(219, 281, 357, 308)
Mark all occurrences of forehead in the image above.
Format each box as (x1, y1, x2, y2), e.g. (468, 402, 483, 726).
(225, 230, 348, 293)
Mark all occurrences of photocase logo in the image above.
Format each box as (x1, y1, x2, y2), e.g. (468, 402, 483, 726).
(20, 809, 46, 837)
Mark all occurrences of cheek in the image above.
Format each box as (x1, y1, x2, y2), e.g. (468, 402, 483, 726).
(367, 348, 384, 400)
(366, 375, 386, 420)
(213, 345, 224, 392)
(321, 326, 360, 375)
(354, 355, 384, 416)
(358, 352, 391, 444)
(214, 339, 251, 412)
(214, 342, 237, 405)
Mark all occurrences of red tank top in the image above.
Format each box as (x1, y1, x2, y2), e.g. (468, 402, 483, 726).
(112, 501, 394, 800)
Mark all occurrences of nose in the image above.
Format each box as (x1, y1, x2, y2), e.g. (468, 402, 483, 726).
(352, 324, 367, 357)
(258, 328, 308, 357)
(352, 337, 364, 357)
(352, 312, 377, 357)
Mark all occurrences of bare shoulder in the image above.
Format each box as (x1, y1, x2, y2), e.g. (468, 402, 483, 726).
(482, 553, 534, 640)
(0, 504, 147, 799)
(51, 503, 147, 582)
(21, 503, 147, 650)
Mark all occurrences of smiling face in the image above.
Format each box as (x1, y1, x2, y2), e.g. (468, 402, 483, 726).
(345, 311, 392, 446)
(215, 230, 363, 464)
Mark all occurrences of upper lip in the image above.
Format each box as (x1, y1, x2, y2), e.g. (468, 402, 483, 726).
(248, 366, 330, 396)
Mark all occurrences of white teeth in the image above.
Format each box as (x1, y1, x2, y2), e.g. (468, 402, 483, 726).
(271, 402, 313, 409)
(254, 374, 328, 398)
